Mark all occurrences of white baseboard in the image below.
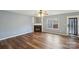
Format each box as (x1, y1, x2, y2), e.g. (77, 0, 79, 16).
(56, 33, 68, 36)
(43, 32, 68, 36)
(0, 32, 33, 40)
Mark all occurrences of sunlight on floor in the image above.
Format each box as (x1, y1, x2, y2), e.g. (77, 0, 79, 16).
(46, 34, 62, 48)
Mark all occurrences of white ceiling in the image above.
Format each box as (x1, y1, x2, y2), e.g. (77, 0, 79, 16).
(7, 10, 79, 16)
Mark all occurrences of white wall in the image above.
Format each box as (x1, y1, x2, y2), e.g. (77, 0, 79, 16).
(0, 11, 33, 40)
(43, 12, 79, 35)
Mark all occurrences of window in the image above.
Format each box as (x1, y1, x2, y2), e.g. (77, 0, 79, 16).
(48, 20, 53, 28)
(47, 18, 59, 29)
(53, 20, 58, 29)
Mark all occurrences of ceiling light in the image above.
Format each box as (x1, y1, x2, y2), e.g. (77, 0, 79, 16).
(36, 10, 48, 17)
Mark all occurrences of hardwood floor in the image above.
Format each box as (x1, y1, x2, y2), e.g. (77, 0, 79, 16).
(0, 32, 79, 49)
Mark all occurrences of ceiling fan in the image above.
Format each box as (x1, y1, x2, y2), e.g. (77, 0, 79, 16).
(36, 10, 48, 17)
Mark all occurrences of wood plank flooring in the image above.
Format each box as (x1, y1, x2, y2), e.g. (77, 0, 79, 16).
(0, 32, 79, 49)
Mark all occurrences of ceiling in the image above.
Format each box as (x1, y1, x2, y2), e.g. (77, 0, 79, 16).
(7, 10, 79, 16)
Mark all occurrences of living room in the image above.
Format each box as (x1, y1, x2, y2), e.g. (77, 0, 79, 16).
(0, 0, 79, 59)
(0, 10, 79, 49)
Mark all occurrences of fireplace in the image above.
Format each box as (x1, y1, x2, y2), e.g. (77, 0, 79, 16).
(33, 17, 43, 32)
(34, 25, 42, 32)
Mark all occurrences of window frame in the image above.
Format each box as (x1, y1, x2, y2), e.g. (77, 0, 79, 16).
(47, 17, 59, 30)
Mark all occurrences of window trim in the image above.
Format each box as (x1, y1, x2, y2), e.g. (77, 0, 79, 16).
(47, 17, 59, 30)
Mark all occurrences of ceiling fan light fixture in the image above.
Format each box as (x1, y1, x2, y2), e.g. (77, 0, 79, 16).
(36, 10, 48, 17)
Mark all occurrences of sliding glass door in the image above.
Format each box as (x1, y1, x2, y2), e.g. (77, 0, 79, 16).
(68, 18, 78, 35)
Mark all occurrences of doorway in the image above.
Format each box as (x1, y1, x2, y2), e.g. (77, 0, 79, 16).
(67, 17, 78, 36)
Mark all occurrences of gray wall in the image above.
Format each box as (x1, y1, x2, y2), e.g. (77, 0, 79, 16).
(0, 11, 33, 39)
(43, 12, 79, 35)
